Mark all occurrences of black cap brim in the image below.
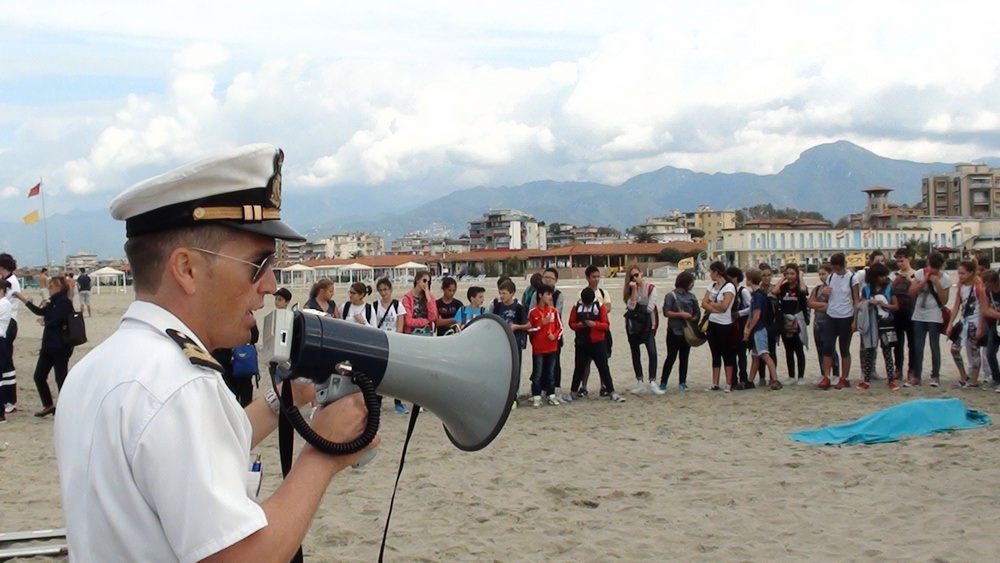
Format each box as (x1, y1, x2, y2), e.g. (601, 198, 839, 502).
(220, 220, 306, 242)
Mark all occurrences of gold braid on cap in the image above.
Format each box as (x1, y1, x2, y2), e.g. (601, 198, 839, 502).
(191, 205, 281, 222)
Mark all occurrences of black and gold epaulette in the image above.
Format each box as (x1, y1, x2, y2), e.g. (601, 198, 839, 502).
(165, 328, 223, 373)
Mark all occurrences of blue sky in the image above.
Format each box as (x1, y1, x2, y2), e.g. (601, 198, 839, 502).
(2, 0, 1000, 221)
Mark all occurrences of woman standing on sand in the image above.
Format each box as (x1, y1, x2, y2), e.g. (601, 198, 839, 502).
(304, 278, 340, 318)
(11, 275, 75, 417)
(774, 264, 808, 385)
(702, 261, 737, 392)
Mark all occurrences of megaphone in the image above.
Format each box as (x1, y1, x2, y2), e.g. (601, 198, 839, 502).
(263, 309, 518, 451)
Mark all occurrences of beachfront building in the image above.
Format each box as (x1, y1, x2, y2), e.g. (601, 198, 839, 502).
(632, 214, 693, 243)
(65, 251, 99, 271)
(718, 225, 933, 268)
(307, 232, 385, 259)
(468, 208, 547, 251)
(847, 187, 923, 229)
(389, 233, 470, 255)
(921, 164, 1000, 218)
(548, 224, 627, 247)
(690, 205, 737, 246)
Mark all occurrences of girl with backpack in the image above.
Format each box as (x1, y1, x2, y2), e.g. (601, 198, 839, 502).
(856, 262, 899, 391)
(660, 271, 700, 391)
(343, 282, 375, 326)
(773, 264, 809, 385)
(701, 261, 737, 392)
(304, 278, 340, 318)
(373, 277, 410, 414)
(947, 261, 987, 388)
(623, 265, 660, 395)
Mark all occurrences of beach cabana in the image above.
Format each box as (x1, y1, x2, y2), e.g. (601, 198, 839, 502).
(91, 266, 128, 293)
(337, 262, 375, 284)
(279, 263, 317, 288)
(393, 260, 427, 283)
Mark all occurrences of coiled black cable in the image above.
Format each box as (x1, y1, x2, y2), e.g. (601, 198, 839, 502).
(277, 372, 381, 455)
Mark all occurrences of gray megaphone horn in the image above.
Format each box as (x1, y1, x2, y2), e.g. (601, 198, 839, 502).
(262, 310, 518, 451)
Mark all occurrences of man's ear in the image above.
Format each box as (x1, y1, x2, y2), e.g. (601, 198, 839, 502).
(167, 248, 201, 296)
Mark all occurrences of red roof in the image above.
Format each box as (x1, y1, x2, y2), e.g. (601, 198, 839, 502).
(286, 242, 703, 269)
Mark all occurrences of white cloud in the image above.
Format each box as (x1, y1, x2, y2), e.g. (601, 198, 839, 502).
(2, 0, 1000, 216)
(0, 186, 18, 199)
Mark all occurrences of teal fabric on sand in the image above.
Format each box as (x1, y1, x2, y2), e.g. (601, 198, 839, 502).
(788, 398, 990, 445)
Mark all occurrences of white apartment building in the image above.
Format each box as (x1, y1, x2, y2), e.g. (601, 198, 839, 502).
(468, 209, 547, 251)
(633, 215, 693, 243)
(313, 232, 384, 259)
(718, 226, 933, 268)
(65, 252, 99, 271)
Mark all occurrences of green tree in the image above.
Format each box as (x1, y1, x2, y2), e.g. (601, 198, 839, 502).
(687, 228, 705, 239)
(633, 230, 657, 243)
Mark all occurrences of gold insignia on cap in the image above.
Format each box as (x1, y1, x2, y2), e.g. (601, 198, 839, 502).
(266, 149, 283, 208)
(165, 328, 223, 373)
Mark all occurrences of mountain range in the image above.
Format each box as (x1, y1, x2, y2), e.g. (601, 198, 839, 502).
(2, 140, 998, 266)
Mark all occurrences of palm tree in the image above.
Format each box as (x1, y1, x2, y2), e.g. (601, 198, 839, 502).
(633, 231, 657, 244)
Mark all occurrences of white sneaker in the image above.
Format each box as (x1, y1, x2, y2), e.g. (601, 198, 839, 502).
(630, 381, 647, 394)
(4, 403, 15, 414)
(785, 378, 796, 385)
(649, 381, 665, 395)
(610, 393, 626, 402)
(547, 395, 561, 406)
(532, 396, 542, 408)
(796, 378, 806, 385)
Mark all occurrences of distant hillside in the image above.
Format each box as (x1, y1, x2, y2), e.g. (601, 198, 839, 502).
(328, 141, 959, 239)
(0, 141, 992, 265)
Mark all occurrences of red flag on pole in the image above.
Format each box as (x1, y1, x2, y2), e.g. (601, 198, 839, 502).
(27, 182, 41, 198)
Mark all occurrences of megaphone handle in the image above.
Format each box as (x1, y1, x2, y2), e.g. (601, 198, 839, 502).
(277, 372, 382, 456)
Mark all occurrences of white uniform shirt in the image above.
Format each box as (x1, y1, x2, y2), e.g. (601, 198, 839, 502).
(3, 274, 19, 321)
(55, 301, 266, 562)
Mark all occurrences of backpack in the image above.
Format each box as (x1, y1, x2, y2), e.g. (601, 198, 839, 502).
(731, 284, 747, 325)
(342, 302, 374, 325)
(231, 344, 259, 378)
(63, 309, 88, 346)
(623, 285, 654, 341)
(762, 293, 783, 338)
(890, 271, 915, 318)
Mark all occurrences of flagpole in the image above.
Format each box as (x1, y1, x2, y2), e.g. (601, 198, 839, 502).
(40, 177, 51, 267)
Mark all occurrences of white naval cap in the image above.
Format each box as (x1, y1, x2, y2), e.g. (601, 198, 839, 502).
(109, 143, 305, 242)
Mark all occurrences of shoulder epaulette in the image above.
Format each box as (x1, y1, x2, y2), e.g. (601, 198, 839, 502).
(165, 328, 223, 373)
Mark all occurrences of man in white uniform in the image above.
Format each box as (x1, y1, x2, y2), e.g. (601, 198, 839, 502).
(54, 144, 378, 562)
(0, 253, 19, 413)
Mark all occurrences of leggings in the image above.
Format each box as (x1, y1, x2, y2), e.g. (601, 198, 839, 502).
(660, 331, 691, 385)
(707, 322, 737, 368)
(628, 330, 658, 381)
(861, 346, 895, 382)
(781, 333, 806, 379)
(33, 347, 72, 408)
(1, 319, 17, 407)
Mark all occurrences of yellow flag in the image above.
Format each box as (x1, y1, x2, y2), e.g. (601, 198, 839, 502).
(23, 210, 39, 224)
(678, 257, 695, 270)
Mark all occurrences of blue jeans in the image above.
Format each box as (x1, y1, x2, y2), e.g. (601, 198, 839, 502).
(531, 352, 557, 396)
(911, 320, 942, 380)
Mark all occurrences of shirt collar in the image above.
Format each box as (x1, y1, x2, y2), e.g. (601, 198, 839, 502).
(122, 300, 211, 352)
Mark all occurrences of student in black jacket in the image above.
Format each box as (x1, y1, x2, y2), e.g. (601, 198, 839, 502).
(12, 274, 75, 417)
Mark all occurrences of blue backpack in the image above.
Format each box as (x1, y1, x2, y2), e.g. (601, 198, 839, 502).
(231, 344, 259, 379)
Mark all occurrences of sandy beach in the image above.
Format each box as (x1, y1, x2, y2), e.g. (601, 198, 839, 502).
(3, 276, 1000, 561)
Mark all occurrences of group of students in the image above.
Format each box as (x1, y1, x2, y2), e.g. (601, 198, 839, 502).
(676, 246, 1000, 393)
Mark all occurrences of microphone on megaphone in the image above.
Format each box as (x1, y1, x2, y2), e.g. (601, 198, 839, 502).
(262, 309, 519, 453)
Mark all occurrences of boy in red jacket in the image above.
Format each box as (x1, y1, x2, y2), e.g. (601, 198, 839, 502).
(528, 285, 563, 406)
(569, 287, 625, 402)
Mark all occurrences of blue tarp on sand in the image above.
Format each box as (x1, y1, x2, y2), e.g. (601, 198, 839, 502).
(788, 398, 990, 445)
